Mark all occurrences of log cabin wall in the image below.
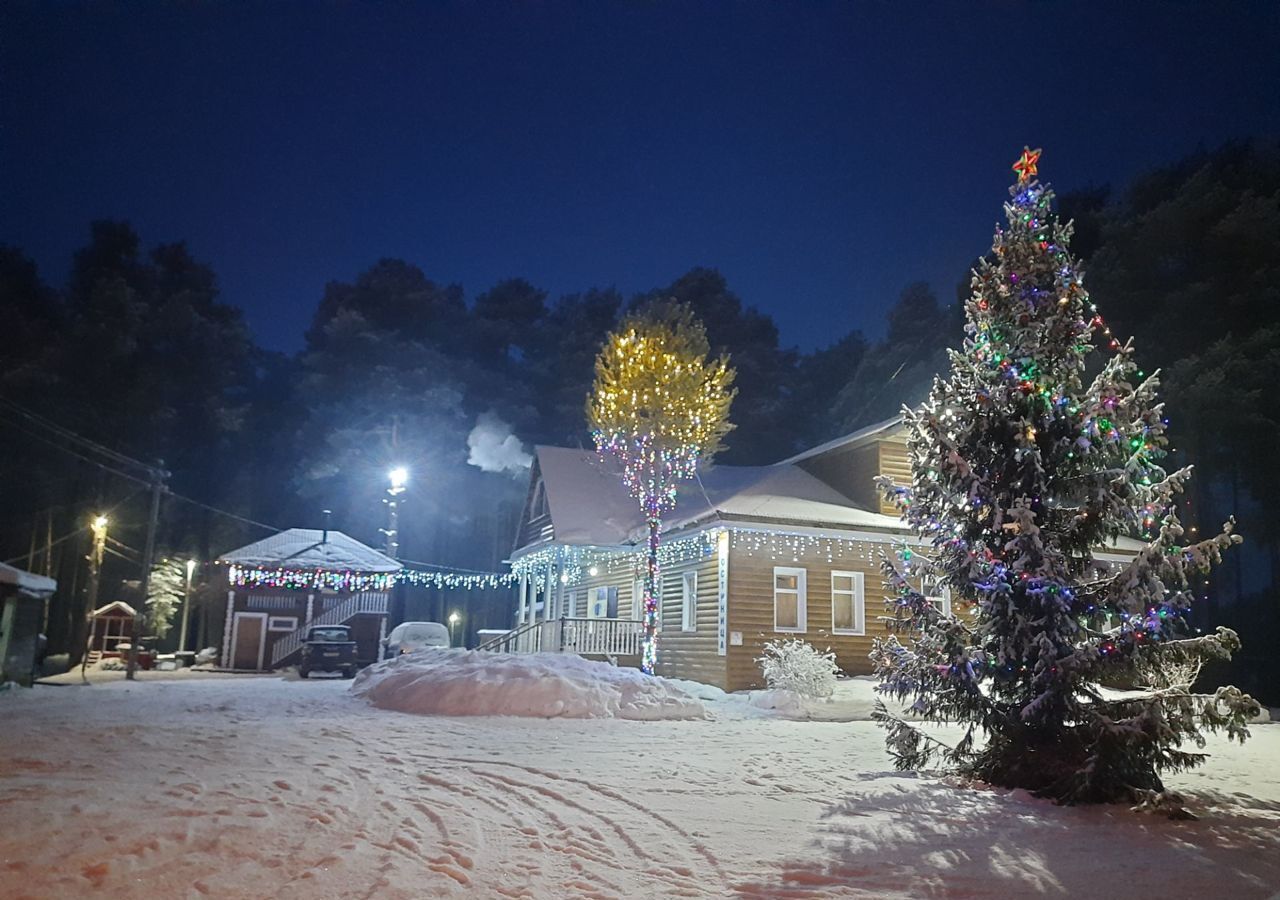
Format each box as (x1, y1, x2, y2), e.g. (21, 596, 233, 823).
(724, 533, 899, 692)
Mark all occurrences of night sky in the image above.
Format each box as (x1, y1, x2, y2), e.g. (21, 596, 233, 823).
(4, 2, 1278, 353)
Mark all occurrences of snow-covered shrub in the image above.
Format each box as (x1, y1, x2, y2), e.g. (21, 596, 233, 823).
(757, 639, 840, 698)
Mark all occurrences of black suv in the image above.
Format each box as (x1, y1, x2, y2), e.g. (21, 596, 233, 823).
(299, 625, 358, 679)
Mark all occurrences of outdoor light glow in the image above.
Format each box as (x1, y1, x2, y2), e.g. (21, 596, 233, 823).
(92, 515, 108, 529)
(186, 559, 196, 578)
(388, 466, 409, 490)
(588, 565, 599, 577)
(448, 612, 460, 625)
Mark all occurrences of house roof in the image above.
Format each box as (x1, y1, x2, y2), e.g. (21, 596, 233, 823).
(218, 528, 403, 572)
(776, 415, 904, 466)
(91, 601, 137, 618)
(0, 562, 56, 596)
(526, 446, 904, 552)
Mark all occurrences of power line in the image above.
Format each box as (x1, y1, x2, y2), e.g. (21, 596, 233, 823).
(0, 396, 164, 477)
(164, 491, 281, 534)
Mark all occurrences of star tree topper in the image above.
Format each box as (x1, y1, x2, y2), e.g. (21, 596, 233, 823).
(1012, 146, 1042, 182)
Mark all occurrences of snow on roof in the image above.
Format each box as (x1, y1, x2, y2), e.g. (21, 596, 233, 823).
(91, 601, 137, 618)
(0, 562, 57, 596)
(527, 446, 903, 551)
(775, 415, 905, 466)
(218, 529, 403, 572)
(534, 447, 645, 546)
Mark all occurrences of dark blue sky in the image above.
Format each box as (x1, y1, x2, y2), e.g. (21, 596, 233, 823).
(4, 2, 1278, 353)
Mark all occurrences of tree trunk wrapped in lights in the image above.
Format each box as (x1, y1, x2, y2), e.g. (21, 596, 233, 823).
(870, 148, 1261, 806)
(587, 300, 735, 674)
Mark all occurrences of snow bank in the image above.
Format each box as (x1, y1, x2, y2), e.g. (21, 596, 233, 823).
(351, 649, 707, 720)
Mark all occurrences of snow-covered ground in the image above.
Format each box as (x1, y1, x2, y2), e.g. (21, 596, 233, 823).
(1, 666, 1277, 899)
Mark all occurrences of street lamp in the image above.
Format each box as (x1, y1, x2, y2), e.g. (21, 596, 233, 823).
(381, 468, 407, 560)
(384, 466, 408, 558)
(448, 611, 460, 647)
(178, 559, 196, 654)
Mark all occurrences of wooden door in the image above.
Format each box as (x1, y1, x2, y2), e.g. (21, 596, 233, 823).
(232, 614, 265, 669)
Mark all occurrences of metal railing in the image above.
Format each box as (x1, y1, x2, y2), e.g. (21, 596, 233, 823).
(270, 590, 388, 667)
(476, 617, 644, 658)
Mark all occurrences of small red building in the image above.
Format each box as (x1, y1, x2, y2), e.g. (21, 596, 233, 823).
(88, 600, 136, 657)
(216, 528, 402, 671)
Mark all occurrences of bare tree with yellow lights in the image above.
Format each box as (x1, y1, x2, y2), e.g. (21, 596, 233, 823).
(587, 300, 736, 674)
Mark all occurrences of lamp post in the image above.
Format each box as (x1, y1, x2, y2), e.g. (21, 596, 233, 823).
(177, 559, 196, 654)
(448, 611, 460, 647)
(384, 466, 408, 559)
(80, 515, 109, 679)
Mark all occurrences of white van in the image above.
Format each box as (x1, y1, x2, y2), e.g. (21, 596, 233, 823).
(383, 621, 451, 659)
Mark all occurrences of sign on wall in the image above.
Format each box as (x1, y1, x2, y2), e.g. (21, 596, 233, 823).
(716, 529, 729, 656)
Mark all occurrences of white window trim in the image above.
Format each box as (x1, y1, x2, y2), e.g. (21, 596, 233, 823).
(267, 616, 298, 632)
(592, 587, 610, 619)
(681, 571, 697, 632)
(922, 580, 952, 617)
(830, 570, 865, 636)
(773, 566, 807, 633)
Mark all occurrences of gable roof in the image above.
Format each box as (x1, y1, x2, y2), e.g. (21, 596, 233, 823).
(776, 415, 904, 466)
(218, 528, 402, 572)
(91, 600, 137, 618)
(524, 445, 904, 552)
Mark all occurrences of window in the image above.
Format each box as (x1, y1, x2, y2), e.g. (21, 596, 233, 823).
(773, 567, 807, 632)
(590, 587, 616, 619)
(267, 616, 298, 632)
(921, 578, 952, 617)
(531, 479, 548, 518)
(831, 571, 865, 635)
(632, 578, 644, 619)
(680, 571, 697, 632)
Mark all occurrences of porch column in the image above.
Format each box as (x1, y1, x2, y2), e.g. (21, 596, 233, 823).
(220, 590, 235, 668)
(304, 593, 315, 627)
(543, 561, 554, 622)
(517, 574, 529, 626)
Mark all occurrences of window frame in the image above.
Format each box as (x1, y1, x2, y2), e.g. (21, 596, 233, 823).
(830, 570, 865, 636)
(773, 566, 807, 633)
(267, 615, 298, 632)
(680, 571, 697, 632)
(921, 578, 952, 617)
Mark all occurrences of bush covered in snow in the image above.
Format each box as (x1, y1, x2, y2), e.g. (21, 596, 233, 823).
(351, 649, 706, 720)
(756, 639, 840, 698)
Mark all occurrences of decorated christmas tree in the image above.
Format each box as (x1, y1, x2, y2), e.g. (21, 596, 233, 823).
(587, 300, 736, 674)
(871, 148, 1261, 806)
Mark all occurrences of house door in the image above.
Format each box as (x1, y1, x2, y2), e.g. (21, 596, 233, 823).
(232, 613, 266, 670)
(632, 579, 644, 619)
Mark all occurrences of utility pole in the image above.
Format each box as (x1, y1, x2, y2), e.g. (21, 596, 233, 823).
(126, 465, 168, 681)
(80, 515, 109, 680)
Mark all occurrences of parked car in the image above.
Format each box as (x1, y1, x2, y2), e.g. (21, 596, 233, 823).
(299, 625, 358, 678)
(383, 621, 450, 659)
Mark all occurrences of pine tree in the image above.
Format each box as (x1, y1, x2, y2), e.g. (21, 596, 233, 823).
(871, 148, 1261, 806)
(587, 300, 736, 674)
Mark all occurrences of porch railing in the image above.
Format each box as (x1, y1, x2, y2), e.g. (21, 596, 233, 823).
(477, 617, 644, 658)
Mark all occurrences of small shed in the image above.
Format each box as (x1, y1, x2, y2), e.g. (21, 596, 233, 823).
(0, 562, 57, 686)
(89, 601, 138, 657)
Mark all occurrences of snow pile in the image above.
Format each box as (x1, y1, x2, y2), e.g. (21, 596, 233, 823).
(351, 649, 707, 720)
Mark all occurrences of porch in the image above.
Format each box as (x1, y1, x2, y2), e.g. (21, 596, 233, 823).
(478, 616, 645, 660)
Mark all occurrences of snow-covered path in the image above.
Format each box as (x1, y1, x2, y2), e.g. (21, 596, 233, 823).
(1, 674, 1278, 898)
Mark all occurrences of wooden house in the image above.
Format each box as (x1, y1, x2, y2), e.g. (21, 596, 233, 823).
(501, 417, 1139, 692)
(216, 528, 401, 671)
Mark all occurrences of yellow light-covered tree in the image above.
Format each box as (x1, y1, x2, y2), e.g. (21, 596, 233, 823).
(587, 300, 736, 673)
